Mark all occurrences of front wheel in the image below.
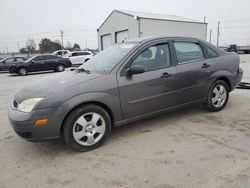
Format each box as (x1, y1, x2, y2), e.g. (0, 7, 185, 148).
(63, 105, 111, 152)
(204, 80, 229, 112)
(18, 67, 28, 76)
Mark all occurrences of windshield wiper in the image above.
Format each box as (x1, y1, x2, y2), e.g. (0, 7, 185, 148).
(76, 68, 90, 74)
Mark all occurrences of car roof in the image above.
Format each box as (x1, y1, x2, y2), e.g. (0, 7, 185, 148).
(36, 54, 58, 57)
(70, 51, 92, 53)
(126, 36, 203, 43)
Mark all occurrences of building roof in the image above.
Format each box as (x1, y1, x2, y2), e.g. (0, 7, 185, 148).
(118, 10, 204, 23)
(98, 10, 206, 31)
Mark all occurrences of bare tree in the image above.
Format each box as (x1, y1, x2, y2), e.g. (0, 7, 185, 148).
(26, 38, 36, 57)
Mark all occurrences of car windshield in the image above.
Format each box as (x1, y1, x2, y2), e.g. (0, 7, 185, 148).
(0, 58, 7, 63)
(77, 43, 137, 73)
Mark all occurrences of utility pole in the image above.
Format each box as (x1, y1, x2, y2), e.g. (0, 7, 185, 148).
(85, 40, 88, 49)
(60, 30, 64, 49)
(209, 29, 212, 43)
(203, 16, 206, 23)
(17, 42, 20, 52)
(217, 21, 220, 47)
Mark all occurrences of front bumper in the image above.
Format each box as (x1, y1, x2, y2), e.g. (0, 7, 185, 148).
(8, 106, 61, 142)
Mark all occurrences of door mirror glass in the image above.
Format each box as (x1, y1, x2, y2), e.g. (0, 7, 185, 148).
(127, 65, 145, 76)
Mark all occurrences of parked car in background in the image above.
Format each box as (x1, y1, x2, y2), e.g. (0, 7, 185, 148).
(8, 37, 243, 151)
(9, 54, 71, 76)
(52, 50, 70, 57)
(63, 51, 93, 65)
(0, 57, 26, 71)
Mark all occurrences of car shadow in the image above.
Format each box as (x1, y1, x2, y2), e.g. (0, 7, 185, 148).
(23, 105, 205, 156)
(0, 71, 9, 74)
(8, 71, 57, 77)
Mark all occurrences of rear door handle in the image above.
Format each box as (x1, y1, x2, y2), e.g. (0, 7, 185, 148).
(160, 72, 172, 79)
(202, 63, 210, 68)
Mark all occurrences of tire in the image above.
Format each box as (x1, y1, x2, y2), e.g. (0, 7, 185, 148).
(56, 64, 64, 72)
(85, 58, 90, 62)
(204, 80, 229, 112)
(63, 104, 112, 152)
(18, 67, 28, 76)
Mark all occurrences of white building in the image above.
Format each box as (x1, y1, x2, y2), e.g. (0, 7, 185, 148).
(97, 10, 207, 51)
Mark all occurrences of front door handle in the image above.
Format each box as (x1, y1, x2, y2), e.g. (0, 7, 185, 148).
(160, 72, 172, 79)
(202, 63, 210, 68)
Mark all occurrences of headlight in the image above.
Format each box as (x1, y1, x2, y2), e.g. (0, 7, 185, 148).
(17, 98, 44, 113)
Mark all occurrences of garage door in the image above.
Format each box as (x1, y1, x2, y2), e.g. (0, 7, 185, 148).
(115, 30, 129, 43)
(101, 34, 112, 50)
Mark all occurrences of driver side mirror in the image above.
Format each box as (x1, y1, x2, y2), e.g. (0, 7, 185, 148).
(126, 65, 145, 76)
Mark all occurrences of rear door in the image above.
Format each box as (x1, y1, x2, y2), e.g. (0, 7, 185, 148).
(44, 55, 60, 70)
(117, 41, 179, 121)
(2, 58, 15, 71)
(70, 52, 82, 65)
(173, 40, 212, 104)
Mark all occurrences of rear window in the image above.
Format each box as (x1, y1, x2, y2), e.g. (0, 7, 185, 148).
(174, 42, 204, 63)
(207, 47, 218, 58)
(46, 55, 59, 60)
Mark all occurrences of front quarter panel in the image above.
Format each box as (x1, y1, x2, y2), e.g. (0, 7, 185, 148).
(52, 91, 122, 135)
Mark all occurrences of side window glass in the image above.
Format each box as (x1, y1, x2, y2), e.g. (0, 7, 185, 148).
(5, 58, 14, 64)
(46, 55, 58, 60)
(72, 53, 78, 57)
(131, 43, 171, 72)
(207, 47, 218, 58)
(174, 42, 204, 63)
(34, 56, 45, 61)
(16, 58, 24, 62)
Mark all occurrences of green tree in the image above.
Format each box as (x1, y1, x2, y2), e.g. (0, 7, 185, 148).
(73, 43, 81, 50)
(39, 38, 62, 53)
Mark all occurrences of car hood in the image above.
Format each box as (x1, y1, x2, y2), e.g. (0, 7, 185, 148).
(15, 71, 101, 102)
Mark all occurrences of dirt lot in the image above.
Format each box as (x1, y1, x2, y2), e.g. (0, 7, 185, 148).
(0, 55, 250, 188)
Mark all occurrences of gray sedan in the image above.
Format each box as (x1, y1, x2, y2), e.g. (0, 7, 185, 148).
(8, 37, 243, 151)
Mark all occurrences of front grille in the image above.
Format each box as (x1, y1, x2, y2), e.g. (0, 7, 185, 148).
(13, 100, 18, 108)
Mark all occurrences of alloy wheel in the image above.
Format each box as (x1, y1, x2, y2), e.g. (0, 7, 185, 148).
(72, 112, 106, 146)
(211, 84, 227, 108)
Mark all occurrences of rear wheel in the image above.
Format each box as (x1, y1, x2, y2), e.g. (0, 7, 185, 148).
(56, 64, 64, 72)
(204, 80, 229, 112)
(18, 67, 28, 76)
(63, 104, 111, 152)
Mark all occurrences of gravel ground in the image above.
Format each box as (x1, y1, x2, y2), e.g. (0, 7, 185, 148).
(0, 56, 249, 188)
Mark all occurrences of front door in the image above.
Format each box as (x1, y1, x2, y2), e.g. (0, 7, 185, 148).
(29, 56, 46, 71)
(117, 42, 179, 121)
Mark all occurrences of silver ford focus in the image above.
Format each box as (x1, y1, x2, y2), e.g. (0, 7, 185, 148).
(8, 37, 243, 151)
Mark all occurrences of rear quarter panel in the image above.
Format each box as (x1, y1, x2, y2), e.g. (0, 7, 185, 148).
(206, 52, 240, 92)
